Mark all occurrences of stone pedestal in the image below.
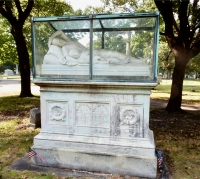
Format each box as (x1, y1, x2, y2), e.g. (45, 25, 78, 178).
(31, 81, 157, 178)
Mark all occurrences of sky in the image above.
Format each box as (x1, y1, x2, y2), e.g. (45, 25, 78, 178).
(65, 0, 104, 11)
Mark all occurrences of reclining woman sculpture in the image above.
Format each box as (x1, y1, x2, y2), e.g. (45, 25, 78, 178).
(43, 30, 148, 66)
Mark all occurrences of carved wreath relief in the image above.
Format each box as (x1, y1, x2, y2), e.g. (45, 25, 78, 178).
(49, 103, 66, 121)
(120, 107, 139, 125)
(120, 107, 141, 138)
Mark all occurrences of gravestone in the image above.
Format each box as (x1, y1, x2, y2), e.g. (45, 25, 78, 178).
(30, 12, 160, 178)
(28, 108, 41, 128)
(4, 69, 14, 76)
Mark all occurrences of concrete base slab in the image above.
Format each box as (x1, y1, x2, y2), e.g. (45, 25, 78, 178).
(30, 146, 157, 179)
(9, 155, 154, 179)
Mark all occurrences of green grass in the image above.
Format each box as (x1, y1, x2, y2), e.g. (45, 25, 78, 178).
(0, 96, 40, 112)
(0, 80, 200, 178)
(151, 79, 200, 103)
(0, 96, 70, 179)
(0, 75, 20, 79)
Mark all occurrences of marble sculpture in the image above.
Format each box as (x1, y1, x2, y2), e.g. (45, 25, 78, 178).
(43, 30, 148, 66)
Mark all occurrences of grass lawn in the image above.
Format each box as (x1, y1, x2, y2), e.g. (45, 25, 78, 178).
(0, 75, 21, 79)
(0, 80, 199, 178)
(151, 79, 200, 103)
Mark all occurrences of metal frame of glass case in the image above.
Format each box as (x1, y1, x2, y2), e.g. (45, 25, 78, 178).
(31, 12, 160, 82)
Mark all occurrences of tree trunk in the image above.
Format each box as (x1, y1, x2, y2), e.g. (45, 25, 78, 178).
(165, 54, 189, 112)
(11, 26, 33, 97)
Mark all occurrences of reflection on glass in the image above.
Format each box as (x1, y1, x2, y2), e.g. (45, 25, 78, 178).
(92, 18, 155, 81)
(32, 14, 159, 82)
(35, 24, 90, 79)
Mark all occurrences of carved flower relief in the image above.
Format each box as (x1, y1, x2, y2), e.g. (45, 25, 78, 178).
(120, 107, 139, 126)
(49, 104, 66, 121)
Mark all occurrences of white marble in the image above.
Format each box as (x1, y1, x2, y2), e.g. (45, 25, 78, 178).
(41, 31, 150, 76)
(31, 82, 157, 178)
(31, 147, 157, 178)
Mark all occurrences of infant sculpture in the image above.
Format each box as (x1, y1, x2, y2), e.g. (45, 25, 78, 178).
(43, 30, 148, 66)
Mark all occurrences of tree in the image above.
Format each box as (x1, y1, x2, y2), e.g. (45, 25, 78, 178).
(154, 0, 200, 112)
(0, 0, 73, 97)
(0, 0, 34, 97)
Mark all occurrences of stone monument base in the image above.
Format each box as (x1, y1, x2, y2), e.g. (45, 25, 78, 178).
(31, 145, 156, 178)
(31, 82, 157, 178)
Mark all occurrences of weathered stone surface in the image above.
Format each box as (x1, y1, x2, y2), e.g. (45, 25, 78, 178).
(31, 147, 157, 178)
(31, 82, 157, 178)
(28, 108, 41, 128)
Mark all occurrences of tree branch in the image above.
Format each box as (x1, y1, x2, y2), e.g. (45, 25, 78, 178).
(15, 0, 23, 15)
(5, 1, 14, 17)
(191, 31, 200, 48)
(19, 0, 34, 26)
(154, 0, 179, 49)
(0, 1, 17, 25)
(188, 0, 198, 45)
(154, 0, 174, 37)
(190, 39, 200, 58)
(178, 0, 190, 46)
(160, 32, 166, 36)
(165, 50, 172, 62)
(172, 15, 180, 36)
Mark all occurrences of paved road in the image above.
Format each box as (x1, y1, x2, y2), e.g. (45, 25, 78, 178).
(0, 78, 40, 96)
(0, 78, 199, 113)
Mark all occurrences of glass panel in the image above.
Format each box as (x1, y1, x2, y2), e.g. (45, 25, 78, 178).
(33, 20, 90, 80)
(32, 14, 159, 82)
(101, 17, 156, 29)
(51, 20, 90, 30)
(92, 17, 156, 81)
(93, 20, 102, 29)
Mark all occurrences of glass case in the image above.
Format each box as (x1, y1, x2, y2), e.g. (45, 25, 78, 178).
(31, 12, 159, 82)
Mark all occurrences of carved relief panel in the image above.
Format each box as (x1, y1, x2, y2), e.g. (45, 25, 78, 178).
(75, 102, 110, 128)
(117, 105, 143, 138)
(46, 100, 68, 125)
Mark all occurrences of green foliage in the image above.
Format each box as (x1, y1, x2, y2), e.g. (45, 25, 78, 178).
(0, 96, 41, 178)
(0, 15, 18, 67)
(31, 0, 73, 17)
(0, 61, 16, 73)
(27, 0, 73, 67)
(0, 0, 74, 69)
(186, 53, 200, 76)
(83, 5, 105, 14)
(158, 42, 175, 77)
(130, 31, 154, 58)
(93, 33, 126, 53)
(101, 0, 139, 13)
